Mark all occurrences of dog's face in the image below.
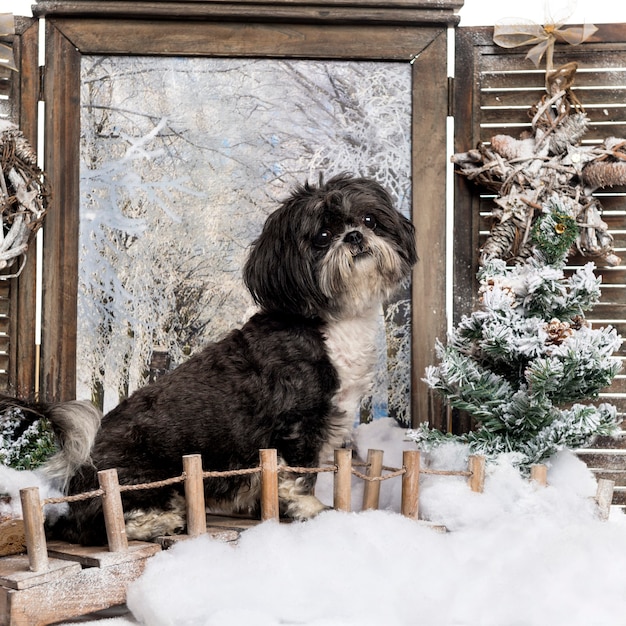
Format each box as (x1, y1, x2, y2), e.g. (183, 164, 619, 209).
(244, 173, 417, 320)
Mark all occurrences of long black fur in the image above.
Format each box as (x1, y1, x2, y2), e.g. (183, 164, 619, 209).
(51, 313, 339, 544)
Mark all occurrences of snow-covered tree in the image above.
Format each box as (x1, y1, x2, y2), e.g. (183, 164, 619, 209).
(407, 243, 622, 468)
(78, 57, 413, 418)
(0, 408, 55, 471)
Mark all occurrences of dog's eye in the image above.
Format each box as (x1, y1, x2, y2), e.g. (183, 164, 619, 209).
(313, 229, 333, 248)
(363, 214, 377, 230)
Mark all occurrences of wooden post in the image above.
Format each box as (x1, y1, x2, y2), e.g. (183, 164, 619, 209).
(468, 455, 486, 493)
(362, 449, 384, 511)
(401, 450, 420, 520)
(20, 486, 49, 572)
(260, 449, 280, 521)
(595, 478, 615, 522)
(98, 469, 128, 552)
(184, 454, 207, 537)
(333, 448, 352, 512)
(530, 464, 548, 486)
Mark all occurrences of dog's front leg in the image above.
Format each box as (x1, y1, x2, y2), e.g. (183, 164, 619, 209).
(277, 470, 329, 520)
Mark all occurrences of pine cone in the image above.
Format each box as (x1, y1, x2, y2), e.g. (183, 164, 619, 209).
(549, 113, 588, 155)
(545, 319, 573, 345)
(480, 219, 517, 264)
(582, 161, 626, 189)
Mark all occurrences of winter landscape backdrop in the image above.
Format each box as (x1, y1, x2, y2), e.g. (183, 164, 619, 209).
(77, 56, 413, 422)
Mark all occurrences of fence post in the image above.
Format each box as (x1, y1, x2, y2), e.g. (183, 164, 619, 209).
(401, 450, 421, 520)
(20, 486, 49, 572)
(596, 478, 615, 521)
(98, 469, 129, 552)
(260, 449, 280, 521)
(468, 455, 486, 493)
(184, 454, 207, 536)
(362, 449, 384, 511)
(530, 464, 548, 486)
(333, 448, 352, 512)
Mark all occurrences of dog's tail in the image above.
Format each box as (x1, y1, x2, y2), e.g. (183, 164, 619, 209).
(0, 395, 102, 491)
(41, 400, 102, 491)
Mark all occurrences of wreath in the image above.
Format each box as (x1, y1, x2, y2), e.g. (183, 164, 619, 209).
(0, 120, 49, 278)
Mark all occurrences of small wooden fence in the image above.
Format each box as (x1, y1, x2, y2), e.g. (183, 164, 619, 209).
(21, 449, 487, 562)
(0, 448, 614, 625)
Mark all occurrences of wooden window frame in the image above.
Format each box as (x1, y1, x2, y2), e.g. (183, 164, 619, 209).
(34, 1, 461, 429)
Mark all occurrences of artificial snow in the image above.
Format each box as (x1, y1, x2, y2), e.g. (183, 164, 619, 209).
(3, 418, 622, 625)
(0, 465, 67, 523)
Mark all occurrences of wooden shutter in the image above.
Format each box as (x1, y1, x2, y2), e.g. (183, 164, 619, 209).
(0, 17, 40, 398)
(454, 25, 626, 506)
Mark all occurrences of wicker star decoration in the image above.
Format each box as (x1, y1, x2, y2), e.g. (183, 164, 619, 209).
(452, 62, 622, 267)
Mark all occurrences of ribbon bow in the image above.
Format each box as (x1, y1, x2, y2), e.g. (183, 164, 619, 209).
(0, 14, 17, 72)
(493, 17, 597, 71)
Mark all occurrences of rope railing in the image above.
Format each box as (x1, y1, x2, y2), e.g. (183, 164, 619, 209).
(21, 447, 489, 576)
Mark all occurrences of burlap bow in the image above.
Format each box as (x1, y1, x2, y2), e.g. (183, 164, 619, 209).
(493, 18, 597, 71)
(0, 14, 17, 72)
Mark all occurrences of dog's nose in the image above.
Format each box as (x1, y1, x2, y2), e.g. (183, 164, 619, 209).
(344, 231, 363, 245)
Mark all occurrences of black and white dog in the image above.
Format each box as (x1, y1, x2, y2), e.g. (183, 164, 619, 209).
(3, 173, 416, 545)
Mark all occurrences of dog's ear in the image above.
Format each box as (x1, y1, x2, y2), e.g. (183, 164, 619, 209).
(394, 210, 418, 269)
(243, 194, 329, 318)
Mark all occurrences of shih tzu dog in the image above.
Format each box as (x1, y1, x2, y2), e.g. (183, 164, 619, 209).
(2, 173, 416, 546)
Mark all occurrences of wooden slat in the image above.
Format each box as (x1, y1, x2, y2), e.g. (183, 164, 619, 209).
(610, 488, 626, 505)
(40, 21, 81, 402)
(593, 433, 626, 448)
(34, 0, 465, 9)
(0, 75, 11, 99)
(12, 19, 41, 399)
(411, 27, 448, 428)
(0, 558, 151, 625)
(480, 69, 626, 90)
(480, 125, 626, 143)
(576, 450, 626, 470)
(603, 377, 625, 394)
(0, 556, 80, 591)
(49, 18, 441, 61)
(592, 470, 626, 486)
(46, 540, 160, 567)
(480, 105, 626, 126)
(34, 0, 463, 24)
(481, 86, 626, 107)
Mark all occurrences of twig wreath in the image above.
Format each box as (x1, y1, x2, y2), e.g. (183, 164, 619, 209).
(0, 120, 49, 278)
(0, 16, 49, 279)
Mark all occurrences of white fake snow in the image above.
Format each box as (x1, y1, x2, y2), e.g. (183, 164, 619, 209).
(1, 418, 623, 625)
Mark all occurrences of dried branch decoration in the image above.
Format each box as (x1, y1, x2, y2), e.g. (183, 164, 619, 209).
(452, 60, 622, 268)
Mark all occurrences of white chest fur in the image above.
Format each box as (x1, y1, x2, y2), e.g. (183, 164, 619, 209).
(321, 308, 382, 457)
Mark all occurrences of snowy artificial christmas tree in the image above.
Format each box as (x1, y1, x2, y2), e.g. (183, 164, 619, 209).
(407, 246, 622, 468)
(408, 35, 624, 469)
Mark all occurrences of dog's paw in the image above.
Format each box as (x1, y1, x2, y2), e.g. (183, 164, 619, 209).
(124, 497, 186, 541)
(284, 494, 330, 521)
